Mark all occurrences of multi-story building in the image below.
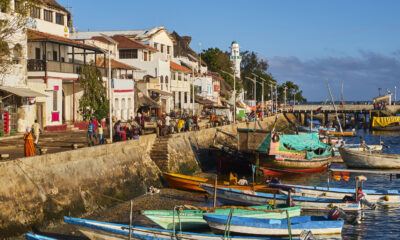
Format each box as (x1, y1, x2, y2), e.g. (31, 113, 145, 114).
(71, 26, 174, 113)
(170, 61, 192, 111)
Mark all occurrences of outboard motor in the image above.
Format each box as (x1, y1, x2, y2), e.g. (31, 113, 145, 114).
(328, 206, 359, 225)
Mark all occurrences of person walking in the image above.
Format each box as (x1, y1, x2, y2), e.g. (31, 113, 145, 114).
(98, 123, 104, 144)
(32, 120, 41, 146)
(24, 128, 36, 157)
(92, 117, 99, 144)
(87, 120, 95, 147)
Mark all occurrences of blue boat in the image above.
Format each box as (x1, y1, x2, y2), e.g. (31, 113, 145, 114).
(204, 214, 343, 236)
(64, 216, 304, 240)
(25, 234, 57, 240)
(200, 184, 361, 212)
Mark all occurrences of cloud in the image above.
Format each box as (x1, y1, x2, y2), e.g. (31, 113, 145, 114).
(268, 51, 400, 101)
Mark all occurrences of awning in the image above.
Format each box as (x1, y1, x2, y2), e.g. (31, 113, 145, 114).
(136, 89, 160, 108)
(0, 86, 47, 97)
(148, 89, 173, 97)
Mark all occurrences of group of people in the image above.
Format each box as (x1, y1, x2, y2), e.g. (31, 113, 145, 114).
(113, 119, 141, 142)
(87, 117, 104, 146)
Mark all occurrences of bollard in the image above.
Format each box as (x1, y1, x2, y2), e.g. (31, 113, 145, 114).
(72, 144, 79, 150)
(0, 154, 9, 160)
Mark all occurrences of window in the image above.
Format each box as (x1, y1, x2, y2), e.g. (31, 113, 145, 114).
(160, 76, 164, 90)
(184, 74, 188, 81)
(44, 9, 53, 22)
(172, 72, 176, 80)
(53, 91, 58, 111)
(53, 51, 57, 61)
(178, 73, 182, 81)
(184, 92, 188, 104)
(56, 13, 64, 25)
(167, 46, 170, 54)
(161, 44, 164, 53)
(119, 49, 137, 59)
(165, 76, 168, 90)
(35, 48, 41, 60)
(31, 6, 40, 18)
(154, 43, 158, 49)
(143, 51, 148, 61)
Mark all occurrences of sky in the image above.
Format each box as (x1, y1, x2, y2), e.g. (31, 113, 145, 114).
(58, 0, 400, 101)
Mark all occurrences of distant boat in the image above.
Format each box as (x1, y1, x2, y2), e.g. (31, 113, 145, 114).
(372, 116, 400, 131)
(339, 147, 400, 169)
(141, 205, 301, 230)
(64, 216, 302, 240)
(319, 128, 356, 137)
(26, 234, 56, 240)
(200, 184, 361, 212)
(163, 173, 272, 193)
(269, 183, 400, 204)
(204, 214, 344, 236)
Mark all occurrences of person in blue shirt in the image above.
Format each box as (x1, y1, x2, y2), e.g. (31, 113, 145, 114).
(87, 119, 95, 146)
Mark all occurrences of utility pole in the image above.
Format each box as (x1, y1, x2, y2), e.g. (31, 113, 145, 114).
(284, 86, 287, 107)
(378, 88, 382, 96)
(275, 84, 278, 113)
(395, 86, 397, 105)
(192, 68, 195, 115)
(270, 84, 273, 113)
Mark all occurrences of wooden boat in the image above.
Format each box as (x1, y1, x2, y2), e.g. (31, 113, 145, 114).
(163, 173, 272, 192)
(319, 128, 355, 137)
(141, 205, 301, 230)
(339, 147, 400, 169)
(261, 166, 328, 177)
(64, 216, 302, 240)
(259, 133, 331, 171)
(200, 184, 361, 212)
(26, 234, 56, 240)
(270, 183, 400, 204)
(372, 116, 400, 131)
(204, 215, 344, 236)
(332, 144, 383, 163)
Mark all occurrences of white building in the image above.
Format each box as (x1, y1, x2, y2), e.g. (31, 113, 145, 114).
(72, 26, 175, 113)
(170, 61, 192, 111)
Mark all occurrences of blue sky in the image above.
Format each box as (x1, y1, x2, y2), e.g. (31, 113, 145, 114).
(58, 0, 400, 101)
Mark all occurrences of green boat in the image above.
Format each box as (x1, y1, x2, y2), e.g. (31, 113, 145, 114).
(141, 205, 301, 230)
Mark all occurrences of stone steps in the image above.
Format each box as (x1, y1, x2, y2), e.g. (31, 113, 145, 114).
(150, 136, 171, 171)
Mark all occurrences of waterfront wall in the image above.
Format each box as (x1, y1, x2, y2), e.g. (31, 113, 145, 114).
(0, 115, 293, 237)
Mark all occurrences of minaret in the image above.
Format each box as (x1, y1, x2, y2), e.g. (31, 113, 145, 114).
(230, 41, 241, 78)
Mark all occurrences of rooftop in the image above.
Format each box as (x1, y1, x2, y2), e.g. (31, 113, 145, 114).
(170, 61, 191, 73)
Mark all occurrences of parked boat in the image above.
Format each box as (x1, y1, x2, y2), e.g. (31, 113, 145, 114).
(163, 173, 272, 193)
(200, 184, 361, 212)
(269, 183, 400, 204)
(372, 116, 400, 131)
(258, 133, 331, 171)
(261, 166, 328, 177)
(64, 216, 304, 240)
(141, 205, 301, 230)
(332, 144, 383, 163)
(204, 214, 344, 236)
(319, 128, 356, 137)
(26, 234, 56, 240)
(339, 147, 400, 169)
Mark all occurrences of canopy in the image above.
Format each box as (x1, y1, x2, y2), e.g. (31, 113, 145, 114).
(0, 86, 47, 97)
(280, 133, 329, 151)
(372, 116, 400, 127)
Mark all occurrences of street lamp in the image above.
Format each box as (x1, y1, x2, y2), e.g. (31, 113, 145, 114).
(100, 33, 117, 143)
(221, 70, 236, 123)
(395, 86, 397, 105)
(245, 76, 257, 104)
(251, 73, 266, 118)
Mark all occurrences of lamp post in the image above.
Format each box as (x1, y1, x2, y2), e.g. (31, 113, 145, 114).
(275, 84, 278, 113)
(192, 68, 195, 115)
(284, 86, 287, 107)
(221, 70, 236, 123)
(245, 76, 257, 106)
(251, 73, 266, 118)
(100, 34, 117, 143)
(395, 86, 397, 105)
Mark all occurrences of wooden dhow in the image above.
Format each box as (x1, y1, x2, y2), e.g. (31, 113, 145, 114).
(339, 147, 400, 169)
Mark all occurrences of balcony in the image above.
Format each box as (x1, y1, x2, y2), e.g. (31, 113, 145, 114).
(27, 59, 106, 76)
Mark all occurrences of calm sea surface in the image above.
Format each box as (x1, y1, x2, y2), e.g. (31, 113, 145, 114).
(280, 129, 400, 240)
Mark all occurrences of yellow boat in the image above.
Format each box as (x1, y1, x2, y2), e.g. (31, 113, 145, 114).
(163, 173, 273, 193)
(319, 129, 355, 137)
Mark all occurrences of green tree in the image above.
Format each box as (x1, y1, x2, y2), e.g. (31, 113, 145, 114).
(241, 51, 276, 101)
(0, 0, 37, 78)
(277, 81, 307, 104)
(78, 64, 109, 121)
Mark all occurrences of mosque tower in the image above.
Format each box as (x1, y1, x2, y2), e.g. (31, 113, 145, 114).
(230, 41, 241, 78)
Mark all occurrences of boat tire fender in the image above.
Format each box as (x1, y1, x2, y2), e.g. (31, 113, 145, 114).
(272, 134, 280, 143)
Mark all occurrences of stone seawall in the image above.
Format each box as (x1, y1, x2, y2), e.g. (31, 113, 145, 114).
(0, 115, 293, 237)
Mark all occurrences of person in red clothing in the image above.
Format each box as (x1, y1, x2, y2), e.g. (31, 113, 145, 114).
(91, 117, 99, 144)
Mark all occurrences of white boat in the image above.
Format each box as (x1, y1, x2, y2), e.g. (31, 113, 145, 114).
(204, 214, 344, 236)
(64, 216, 307, 240)
(270, 183, 400, 204)
(339, 147, 400, 169)
(200, 184, 362, 212)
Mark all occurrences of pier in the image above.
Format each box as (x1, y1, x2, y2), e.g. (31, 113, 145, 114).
(280, 105, 400, 128)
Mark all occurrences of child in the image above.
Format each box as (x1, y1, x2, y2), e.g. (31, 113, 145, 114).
(98, 124, 104, 144)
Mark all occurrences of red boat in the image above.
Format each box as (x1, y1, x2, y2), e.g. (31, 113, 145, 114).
(261, 165, 328, 177)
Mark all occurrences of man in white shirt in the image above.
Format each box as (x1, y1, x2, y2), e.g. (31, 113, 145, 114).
(238, 176, 248, 186)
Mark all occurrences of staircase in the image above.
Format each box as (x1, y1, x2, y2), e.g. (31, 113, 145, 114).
(150, 136, 171, 171)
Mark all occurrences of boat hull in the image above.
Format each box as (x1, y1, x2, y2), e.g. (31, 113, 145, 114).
(142, 206, 301, 230)
(64, 217, 288, 240)
(261, 156, 330, 170)
(270, 183, 400, 204)
(261, 166, 327, 177)
(200, 184, 361, 212)
(339, 147, 400, 169)
(204, 215, 343, 236)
